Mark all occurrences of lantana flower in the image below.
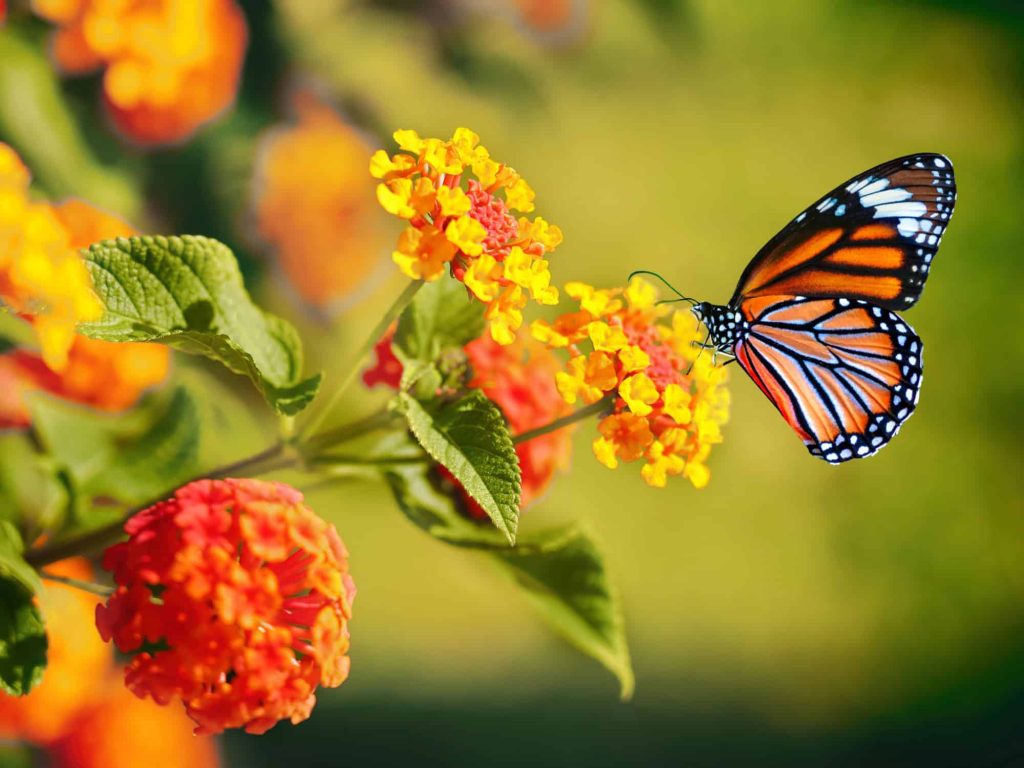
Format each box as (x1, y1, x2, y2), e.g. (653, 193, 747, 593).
(372, 128, 562, 344)
(0, 197, 169, 426)
(0, 143, 102, 370)
(532, 277, 730, 489)
(32, 0, 247, 145)
(253, 91, 389, 312)
(95, 479, 356, 735)
(363, 329, 573, 512)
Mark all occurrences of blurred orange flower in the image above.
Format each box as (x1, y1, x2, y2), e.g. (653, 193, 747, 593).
(33, 0, 248, 145)
(0, 559, 111, 745)
(97, 479, 356, 734)
(0, 143, 102, 370)
(50, 683, 220, 768)
(0, 196, 170, 426)
(533, 277, 730, 489)
(373, 128, 562, 344)
(253, 92, 389, 312)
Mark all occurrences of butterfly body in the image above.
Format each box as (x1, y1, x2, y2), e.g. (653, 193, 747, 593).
(689, 153, 955, 464)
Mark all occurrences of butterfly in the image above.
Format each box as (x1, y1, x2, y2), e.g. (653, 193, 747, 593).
(661, 153, 956, 463)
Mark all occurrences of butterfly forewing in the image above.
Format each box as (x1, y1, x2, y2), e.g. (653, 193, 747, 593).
(733, 296, 923, 463)
(729, 153, 956, 311)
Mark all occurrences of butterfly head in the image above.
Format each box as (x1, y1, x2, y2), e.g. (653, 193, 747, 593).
(691, 302, 746, 353)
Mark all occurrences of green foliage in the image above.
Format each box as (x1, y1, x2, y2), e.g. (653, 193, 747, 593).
(393, 278, 485, 364)
(0, 434, 69, 544)
(386, 463, 633, 696)
(400, 391, 521, 544)
(31, 387, 200, 530)
(79, 235, 321, 415)
(0, 524, 46, 697)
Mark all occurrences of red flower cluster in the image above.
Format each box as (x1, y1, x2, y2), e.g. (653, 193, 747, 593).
(364, 329, 572, 514)
(96, 479, 355, 735)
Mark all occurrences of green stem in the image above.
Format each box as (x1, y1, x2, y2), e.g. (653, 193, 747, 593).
(39, 570, 113, 597)
(297, 279, 424, 442)
(24, 441, 294, 568)
(302, 408, 401, 454)
(513, 395, 615, 446)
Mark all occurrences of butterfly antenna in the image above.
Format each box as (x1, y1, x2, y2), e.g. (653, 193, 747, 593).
(627, 270, 698, 306)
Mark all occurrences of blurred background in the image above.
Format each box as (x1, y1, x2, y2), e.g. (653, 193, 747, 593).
(1, 0, 1023, 765)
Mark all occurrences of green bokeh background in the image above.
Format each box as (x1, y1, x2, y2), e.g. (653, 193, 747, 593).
(2, 1, 1023, 765)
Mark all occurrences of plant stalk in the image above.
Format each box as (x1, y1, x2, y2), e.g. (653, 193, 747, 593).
(296, 279, 424, 442)
(513, 395, 615, 446)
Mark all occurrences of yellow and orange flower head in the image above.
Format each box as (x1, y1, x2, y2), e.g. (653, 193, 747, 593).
(253, 91, 391, 312)
(0, 143, 102, 371)
(32, 0, 247, 145)
(533, 277, 730, 489)
(372, 128, 563, 345)
(95, 479, 356, 735)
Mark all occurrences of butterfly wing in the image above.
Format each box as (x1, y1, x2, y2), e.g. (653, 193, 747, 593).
(733, 296, 922, 463)
(730, 153, 955, 311)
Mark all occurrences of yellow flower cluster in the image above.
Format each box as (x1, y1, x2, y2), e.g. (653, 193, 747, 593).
(532, 277, 730, 488)
(0, 143, 102, 371)
(372, 128, 562, 344)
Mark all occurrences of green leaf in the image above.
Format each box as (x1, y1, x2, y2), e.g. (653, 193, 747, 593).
(400, 390, 520, 544)
(393, 278, 484, 364)
(0, 521, 48, 695)
(0, 522, 41, 597)
(491, 524, 634, 699)
(386, 463, 633, 696)
(30, 387, 200, 529)
(80, 235, 321, 415)
(0, 434, 69, 543)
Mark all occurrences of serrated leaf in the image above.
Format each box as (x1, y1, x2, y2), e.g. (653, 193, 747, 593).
(30, 387, 200, 529)
(491, 524, 634, 699)
(386, 463, 633, 696)
(400, 390, 520, 544)
(80, 235, 321, 415)
(393, 278, 484, 364)
(0, 577, 47, 697)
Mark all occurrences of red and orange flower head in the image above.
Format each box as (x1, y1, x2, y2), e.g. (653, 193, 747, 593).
(364, 328, 573, 514)
(533, 277, 730, 489)
(95, 479, 356, 735)
(372, 128, 562, 345)
(32, 0, 247, 145)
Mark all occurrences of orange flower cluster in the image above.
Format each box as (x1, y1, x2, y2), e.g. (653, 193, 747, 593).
(0, 161, 170, 425)
(372, 128, 562, 344)
(33, 0, 247, 144)
(253, 91, 389, 312)
(364, 329, 573, 512)
(0, 560, 220, 768)
(533, 277, 730, 488)
(0, 336, 170, 427)
(0, 143, 102, 370)
(96, 478, 356, 734)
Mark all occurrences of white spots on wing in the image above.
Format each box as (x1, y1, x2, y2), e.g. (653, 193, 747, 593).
(861, 187, 912, 207)
(816, 197, 838, 213)
(934, 157, 947, 168)
(834, 204, 846, 216)
(846, 176, 872, 194)
(795, 211, 807, 223)
(859, 178, 890, 196)
(875, 200, 928, 220)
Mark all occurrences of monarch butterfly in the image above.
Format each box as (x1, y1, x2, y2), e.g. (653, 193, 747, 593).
(650, 153, 956, 463)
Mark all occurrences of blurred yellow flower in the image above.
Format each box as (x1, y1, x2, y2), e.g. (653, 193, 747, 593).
(33, 0, 247, 145)
(372, 127, 562, 344)
(253, 91, 391, 312)
(535, 276, 730, 489)
(0, 144, 102, 371)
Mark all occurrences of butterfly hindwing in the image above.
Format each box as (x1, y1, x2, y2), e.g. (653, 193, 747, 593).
(733, 296, 922, 463)
(729, 153, 955, 311)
